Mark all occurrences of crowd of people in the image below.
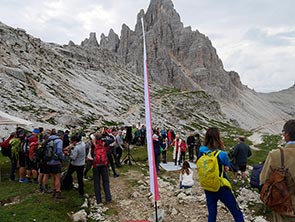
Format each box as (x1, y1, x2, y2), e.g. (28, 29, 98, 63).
(1, 119, 295, 222)
(0, 124, 204, 202)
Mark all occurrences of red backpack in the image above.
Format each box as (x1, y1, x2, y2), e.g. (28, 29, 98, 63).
(93, 140, 108, 167)
(0, 136, 12, 157)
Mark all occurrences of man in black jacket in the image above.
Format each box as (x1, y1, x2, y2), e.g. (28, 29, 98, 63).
(232, 136, 252, 184)
(186, 132, 195, 162)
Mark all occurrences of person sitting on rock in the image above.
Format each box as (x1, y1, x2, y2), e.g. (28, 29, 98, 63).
(179, 161, 194, 189)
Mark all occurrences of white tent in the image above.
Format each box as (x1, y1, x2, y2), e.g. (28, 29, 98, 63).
(0, 111, 32, 126)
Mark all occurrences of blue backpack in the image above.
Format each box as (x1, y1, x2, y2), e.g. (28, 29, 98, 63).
(250, 162, 264, 190)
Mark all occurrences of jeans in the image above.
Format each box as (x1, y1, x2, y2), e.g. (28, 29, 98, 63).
(93, 166, 112, 203)
(205, 186, 244, 222)
(154, 153, 160, 173)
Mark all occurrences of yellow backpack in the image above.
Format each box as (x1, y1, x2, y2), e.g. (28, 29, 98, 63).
(197, 150, 232, 192)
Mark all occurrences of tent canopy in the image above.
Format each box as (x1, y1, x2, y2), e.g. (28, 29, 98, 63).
(0, 111, 32, 126)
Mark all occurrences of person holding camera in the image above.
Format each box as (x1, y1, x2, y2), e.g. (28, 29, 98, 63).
(115, 130, 125, 167)
(63, 134, 86, 198)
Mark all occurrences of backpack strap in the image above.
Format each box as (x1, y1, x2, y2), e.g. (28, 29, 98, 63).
(279, 148, 285, 169)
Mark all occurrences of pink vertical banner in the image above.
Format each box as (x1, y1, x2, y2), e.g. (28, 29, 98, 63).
(141, 17, 160, 201)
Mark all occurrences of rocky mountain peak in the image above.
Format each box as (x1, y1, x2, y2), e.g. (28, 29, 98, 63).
(98, 0, 239, 100)
(100, 29, 120, 53)
(81, 32, 99, 48)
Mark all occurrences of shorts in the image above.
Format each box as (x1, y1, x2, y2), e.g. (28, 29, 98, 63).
(25, 157, 38, 170)
(48, 164, 62, 174)
(18, 152, 26, 167)
(39, 163, 50, 174)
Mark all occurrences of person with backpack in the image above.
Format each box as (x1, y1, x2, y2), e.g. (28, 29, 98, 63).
(197, 127, 244, 222)
(92, 132, 112, 204)
(260, 119, 295, 221)
(250, 161, 264, 191)
(0, 132, 14, 180)
(46, 129, 64, 199)
(26, 129, 39, 183)
(37, 130, 51, 193)
(63, 134, 86, 197)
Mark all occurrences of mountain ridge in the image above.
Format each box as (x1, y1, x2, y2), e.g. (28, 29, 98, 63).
(0, 0, 294, 136)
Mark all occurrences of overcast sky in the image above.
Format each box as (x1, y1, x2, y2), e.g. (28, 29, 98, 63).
(0, 0, 294, 92)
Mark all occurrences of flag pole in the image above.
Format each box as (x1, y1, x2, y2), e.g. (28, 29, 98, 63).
(141, 17, 160, 222)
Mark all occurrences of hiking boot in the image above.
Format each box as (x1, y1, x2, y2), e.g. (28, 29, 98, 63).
(52, 189, 56, 198)
(113, 174, 119, 178)
(39, 185, 44, 193)
(44, 187, 52, 194)
(54, 191, 63, 199)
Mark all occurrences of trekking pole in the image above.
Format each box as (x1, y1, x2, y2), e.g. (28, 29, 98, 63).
(155, 201, 158, 222)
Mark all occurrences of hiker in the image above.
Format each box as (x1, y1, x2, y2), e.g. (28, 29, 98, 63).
(161, 137, 168, 163)
(179, 139, 187, 165)
(63, 130, 70, 149)
(37, 130, 51, 193)
(152, 134, 161, 173)
(171, 134, 182, 166)
(103, 129, 119, 178)
(84, 134, 94, 180)
(47, 129, 64, 199)
(63, 134, 86, 198)
(179, 161, 194, 189)
(260, 119, 295, 222)
(187, 132, 196, 162)
(231, 136, 252, 185)
(115, 130, 124, 167)
(1, 132, 15, 181)
(26, 129, 39, 183)
(140, 125, 146, 145)
(12, 128, 26, 183)
(92, 133, 112, 204)
(198, 127, 244, 222)
(194, 133, 202, 159)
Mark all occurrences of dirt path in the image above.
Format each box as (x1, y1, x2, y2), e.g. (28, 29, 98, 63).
(103, 165, 236, 222)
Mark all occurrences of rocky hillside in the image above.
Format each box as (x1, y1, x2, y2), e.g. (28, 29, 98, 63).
(0, 20, 227, 136)
(0, 0, 294, 135)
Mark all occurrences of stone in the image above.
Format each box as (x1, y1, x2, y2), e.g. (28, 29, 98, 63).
(71, 209, 87, 222)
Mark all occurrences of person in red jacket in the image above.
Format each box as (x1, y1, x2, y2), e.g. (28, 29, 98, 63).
(92, 133, 112, 205)
(179, 139, 187, 165)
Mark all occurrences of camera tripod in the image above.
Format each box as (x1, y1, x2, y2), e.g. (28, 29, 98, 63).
(121, 143, 136, 165)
